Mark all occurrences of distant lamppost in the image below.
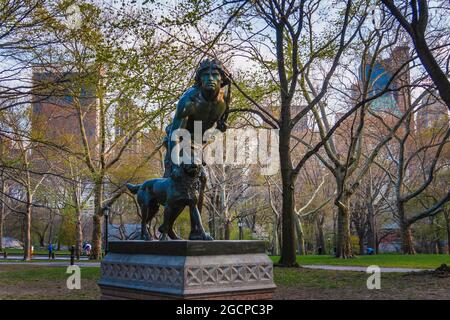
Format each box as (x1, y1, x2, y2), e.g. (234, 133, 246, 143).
(238, 219, 243, 240)
(103, 205, 110, 255)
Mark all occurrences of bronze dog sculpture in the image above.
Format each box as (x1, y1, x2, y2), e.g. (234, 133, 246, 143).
(126, 163, 213, 241)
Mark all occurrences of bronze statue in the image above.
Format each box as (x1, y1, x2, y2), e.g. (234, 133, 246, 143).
(126, 163, 209, 240)
(164, 58, 231, 177)
(128, 58, 231, 241)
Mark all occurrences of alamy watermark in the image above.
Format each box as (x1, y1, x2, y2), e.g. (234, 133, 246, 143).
(64, 3, 82, 30)
(366, 265, 381, 290)
(66, 265, 81, 290)
(170, 123, 280, 175)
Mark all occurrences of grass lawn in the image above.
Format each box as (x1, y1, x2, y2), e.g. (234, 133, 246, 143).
(270, 254, 450, 269)
(0, 264, 448, 300)
(3, 248, 71, 255)
(273, 267, 450, 299)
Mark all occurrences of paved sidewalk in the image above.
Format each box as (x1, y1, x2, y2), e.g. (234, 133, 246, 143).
(0, 262, 100, 267)
(2, 255, 89, 261)
(301, 265, 432, 273)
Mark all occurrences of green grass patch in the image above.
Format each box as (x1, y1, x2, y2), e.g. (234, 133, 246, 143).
(0, 266, 100, 285)
(0, 265, 101, 300)
(1, 264, 448, 300)
(3, 248, 71, 255)
(274, 267, 403, 289)
(270, 254, 450, 269)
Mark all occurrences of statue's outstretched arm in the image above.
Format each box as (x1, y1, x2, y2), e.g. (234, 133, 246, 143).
(216, 84, 231, 132)
(168, 97, 193, 166)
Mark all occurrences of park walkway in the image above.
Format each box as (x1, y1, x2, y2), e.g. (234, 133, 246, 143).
(1, 255, 89, 261)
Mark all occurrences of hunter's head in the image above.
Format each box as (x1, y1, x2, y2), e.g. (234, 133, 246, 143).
(195, 59, 230, 97)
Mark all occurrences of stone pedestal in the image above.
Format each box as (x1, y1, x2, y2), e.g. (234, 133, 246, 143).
(98, 240, 276, 300)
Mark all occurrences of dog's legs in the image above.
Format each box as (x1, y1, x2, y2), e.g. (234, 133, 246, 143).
(146, 200, 159, 240)
(158, 206, 171, 241)
(197, 167, 207, 214)
(189, 167, 207, 235)
(168, 227, 181, 240)
(168, 208, 182, 240)
(138, 192, 149, 241)
(189, 204, 213, 240)
(141, 207, 151, 241)
(159, 204, 185, 241)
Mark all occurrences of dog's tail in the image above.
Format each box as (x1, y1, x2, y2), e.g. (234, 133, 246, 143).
(126, 183, 141, 194)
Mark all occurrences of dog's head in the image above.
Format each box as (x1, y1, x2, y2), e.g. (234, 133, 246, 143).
(180, 163, 201, 176)
(171, 163, 201, 180)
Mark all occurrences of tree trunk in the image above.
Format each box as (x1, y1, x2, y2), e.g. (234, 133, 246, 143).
(335, 194, 353, 258)
(447, 227, 450, 255)
(73, 189, 83, 260)
(366, 202, 376, 253)
(57, 211, 64, 251)
(0, 147, 4, 251)
(436, 239, 443, 254)
(413, 36, 450, 107)
(278, 126, 298, 266)
(398, 199, 415, 254)
(20, 215, 24, 247)
(277, 219, 282, 256)
(23, 201, 32, 261)
(91, 214, 102, 259)
(315, 216, 326, 255)
(295, 216, 305, 255)
(75, 207, 83, 260)
(333, 211, 337, 255)
(271, 216, 280, 256)
(219, 169, 229, 241)
(401, 223, 416, 254)
(0, 208, 3, 251)
(433, 220, 443, 254)
(208, 210, 215, 240)
(91, 181, 104, 259)
(0, 180, 4, 251)
(375, 232, 379, 254)
(47, 214, 54, 245)
(224, 219, 230, 240)
(38, 235, 45, 247)
(278, 172, 297, 265)
(445, 210, 450, 254)
(358, 234, 365, 255)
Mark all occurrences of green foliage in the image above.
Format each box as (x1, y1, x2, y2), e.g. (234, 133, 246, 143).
(350, 235, 360, 253)
(57, 206, 77, 246)
(229, 223, 253, 240)
(4, 248, 71, 255)
(172, 208, 191, 239)
(0, 266, 100, 285)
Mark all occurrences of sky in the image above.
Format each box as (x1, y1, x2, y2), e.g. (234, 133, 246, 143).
(2, 0, 449, 121)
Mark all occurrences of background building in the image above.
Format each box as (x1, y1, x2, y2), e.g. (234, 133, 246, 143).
(361, 46, 411, 116)
(31, 70, 98, 150)
(416, 92, 449, 130)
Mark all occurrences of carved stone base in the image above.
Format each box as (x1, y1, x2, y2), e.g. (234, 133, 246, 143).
(98, 240, 276, 300)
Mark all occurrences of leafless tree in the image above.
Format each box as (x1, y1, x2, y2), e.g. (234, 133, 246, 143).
(381, 0, 450, 106)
